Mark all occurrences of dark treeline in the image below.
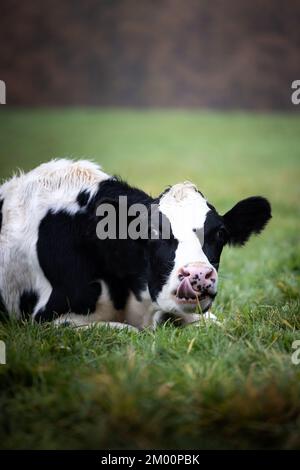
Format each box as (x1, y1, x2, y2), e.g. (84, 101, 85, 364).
(1, 0, 299, 109)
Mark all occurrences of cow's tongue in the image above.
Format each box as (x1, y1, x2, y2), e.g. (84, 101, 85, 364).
(176, 278, 197, 299)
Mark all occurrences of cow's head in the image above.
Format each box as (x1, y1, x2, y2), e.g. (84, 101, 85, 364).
(147, 182, 271, 314)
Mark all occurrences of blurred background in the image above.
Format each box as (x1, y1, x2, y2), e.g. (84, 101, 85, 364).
(1, 0, 300, 109)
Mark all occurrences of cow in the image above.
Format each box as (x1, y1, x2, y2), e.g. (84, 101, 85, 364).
(0, 159, 271, 330)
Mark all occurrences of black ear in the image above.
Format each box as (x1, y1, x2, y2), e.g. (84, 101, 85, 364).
(223, 196, 272, 246)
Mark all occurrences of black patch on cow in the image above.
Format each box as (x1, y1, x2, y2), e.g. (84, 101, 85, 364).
(91, 178, 153, 308)
(222, 196, 272, 246)
(19, 290, 39, 320)
(202, 209, 228, 270)
(92, 177, 152, 214)
(0, 198, 3, 233)
(36, 209, 102, 322)
(76, 189, 90, 207)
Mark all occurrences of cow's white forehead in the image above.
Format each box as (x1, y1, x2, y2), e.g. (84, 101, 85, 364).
(159, 182, 210, 241)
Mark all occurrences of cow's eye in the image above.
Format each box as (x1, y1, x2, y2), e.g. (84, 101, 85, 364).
(216, 228, 227, 242)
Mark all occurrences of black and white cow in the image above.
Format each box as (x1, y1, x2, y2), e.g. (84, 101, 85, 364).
(0, 159, 271, 330)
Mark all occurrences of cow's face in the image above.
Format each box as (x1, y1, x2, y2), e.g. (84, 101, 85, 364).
(147, 182, 271, 314)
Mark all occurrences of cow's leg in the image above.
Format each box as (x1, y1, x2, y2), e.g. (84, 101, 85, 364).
(180, 311, 220, 325)
(124, 294, 153, 329)
(152, 311, 185, 328)
(73, 322, 139, 332)
(34, 283, 102, 323)
(202, 311, 218, 322)
(152, 310, 219, 328)
(53, 313, 139, 332)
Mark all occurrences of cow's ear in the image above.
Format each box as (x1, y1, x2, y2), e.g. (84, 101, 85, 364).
(222, 196, 271, 246)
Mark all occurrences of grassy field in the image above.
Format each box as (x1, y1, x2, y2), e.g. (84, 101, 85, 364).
(0, 109, 299, 449)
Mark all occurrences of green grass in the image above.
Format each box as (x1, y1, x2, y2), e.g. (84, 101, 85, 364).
(0, 109, 300, 449)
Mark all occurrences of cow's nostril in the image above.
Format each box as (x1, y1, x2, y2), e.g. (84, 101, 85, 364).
(178, 267, 190, 278)
(205, 268, 214, 280)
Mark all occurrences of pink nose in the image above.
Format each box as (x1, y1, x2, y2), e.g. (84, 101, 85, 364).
(177, 263, 217, 299)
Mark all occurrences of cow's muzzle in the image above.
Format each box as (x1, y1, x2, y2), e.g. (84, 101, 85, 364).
(175, 262, 218, 306)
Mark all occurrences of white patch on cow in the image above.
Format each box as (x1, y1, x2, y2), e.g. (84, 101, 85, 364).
(92, 281, 123, 322)
(0, 159, 109, 318)
(124, 291, 153, 329)
(156, 182, 214, 313)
